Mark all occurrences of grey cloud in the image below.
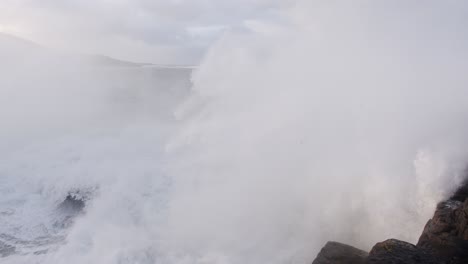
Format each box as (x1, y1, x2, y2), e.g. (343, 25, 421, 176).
(0, 0, 290, 64)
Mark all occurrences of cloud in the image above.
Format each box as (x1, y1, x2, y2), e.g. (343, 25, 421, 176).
(0, 0, 290, 64)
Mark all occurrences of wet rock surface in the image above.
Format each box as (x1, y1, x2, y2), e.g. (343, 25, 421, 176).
(366, 239, 439, 264)
(312, 180, 468, 264)
(449, 179, 468, 202)
(312, 241, 368, 264)
(417, 199, 468, 263)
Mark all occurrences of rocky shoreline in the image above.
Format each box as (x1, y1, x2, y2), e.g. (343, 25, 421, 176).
(312, 181, 468, 264)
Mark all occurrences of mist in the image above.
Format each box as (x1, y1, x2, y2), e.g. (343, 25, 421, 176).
(164, 1, 468, 262)
(1, 1, 468, 264)
(0, 32, 192, 263)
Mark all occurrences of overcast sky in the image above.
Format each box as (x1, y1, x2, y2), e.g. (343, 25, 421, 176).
(0, 0, 291, 64)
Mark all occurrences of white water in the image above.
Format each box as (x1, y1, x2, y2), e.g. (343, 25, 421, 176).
(2, 1, 468, 264)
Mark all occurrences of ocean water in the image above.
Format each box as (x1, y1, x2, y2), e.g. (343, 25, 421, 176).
(0, 61, 194, 263)
(2, 2, 468, 264)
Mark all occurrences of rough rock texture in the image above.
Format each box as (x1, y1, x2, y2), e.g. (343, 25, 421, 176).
(366, 239, 439, 264)
(417, 199, 468, 263)
(312, 180, 468, 264)
(450, 179, 468, 202)
(312, 241, 368, 264)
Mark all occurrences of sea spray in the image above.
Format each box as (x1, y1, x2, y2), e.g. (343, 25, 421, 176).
(2, 1, 468, 264)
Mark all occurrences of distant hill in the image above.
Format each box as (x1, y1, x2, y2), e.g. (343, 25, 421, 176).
(0, 32, 42, 50)
(0, 32, 189, 69)
(0, 32, 49, 59)
(77, 54, 154, 67)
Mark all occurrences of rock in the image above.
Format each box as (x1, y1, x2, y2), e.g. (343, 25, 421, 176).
(312, 241, 368, 264)
(416, 179, 468, 263)
(450, 179, 468, 202)
(312, 179, 468, 264)
(456, 200, 468, 240)
(417, 199, 468, 263)
(366, 239, 439, 264)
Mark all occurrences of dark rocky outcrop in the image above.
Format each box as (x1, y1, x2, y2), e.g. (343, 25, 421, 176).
(449, 178, 468, 202)
(417, 199, 468, 263)
(312, 241, 368, 264)
(366, 239, 439, 264)
(312, 180, 468, 264)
